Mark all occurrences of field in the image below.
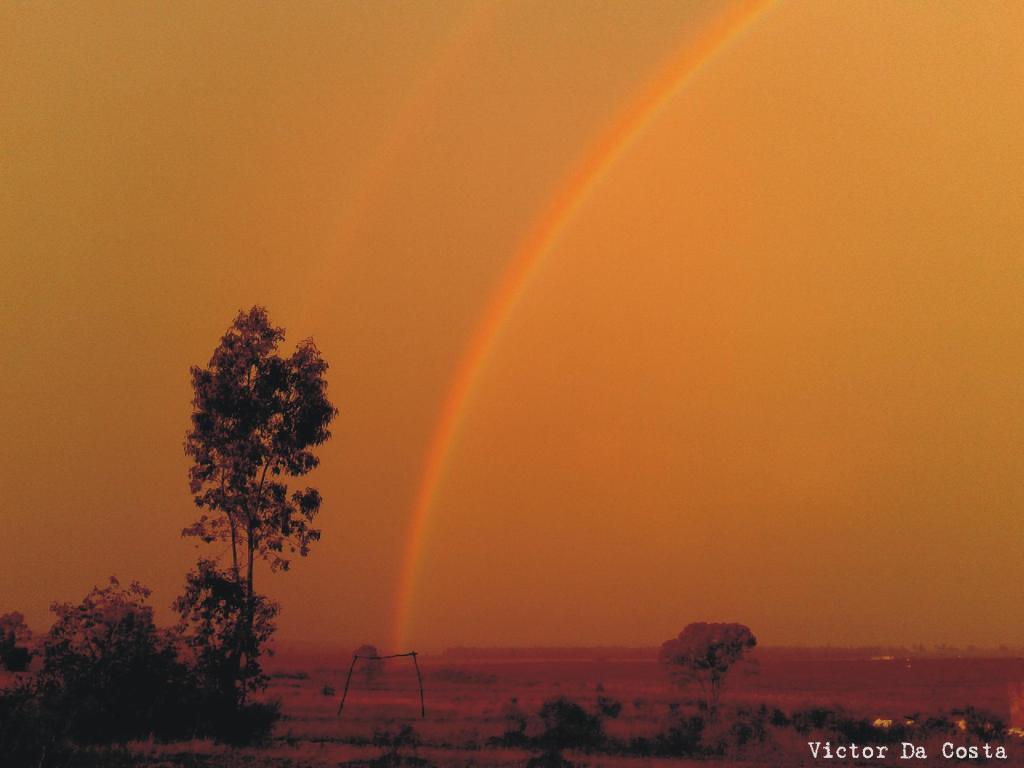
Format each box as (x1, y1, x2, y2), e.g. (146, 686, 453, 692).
(81, 649, 1024, 767)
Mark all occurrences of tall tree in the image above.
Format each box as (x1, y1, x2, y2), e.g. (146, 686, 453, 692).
(183, 306, 337, 695)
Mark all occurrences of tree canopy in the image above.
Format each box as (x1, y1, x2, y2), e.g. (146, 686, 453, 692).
(183, 306, 337, 578)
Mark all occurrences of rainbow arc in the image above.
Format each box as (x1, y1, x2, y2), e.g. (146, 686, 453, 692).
(392, 0, 773, 650)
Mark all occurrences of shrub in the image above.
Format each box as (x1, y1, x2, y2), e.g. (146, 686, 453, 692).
(536, 696, 604, 751)
(0, 612, 33, 672)
(789, 706, 837, 733)
(920, 713, 958, 736)
(953, 706, 1006, 741)
(655, 714, 705, 756)
(23, 575, 279, 748)
(206, 698, 282, 746)
(596, 695, 622, 719)
(834, 713, 900, 743)
(0, 681, 65, 766)
(770, 707, 790, 727)
(39, 578, 194, 743)
(727, 704, 771, 749)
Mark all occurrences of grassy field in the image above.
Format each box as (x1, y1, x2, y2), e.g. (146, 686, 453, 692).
(6, 650, 1024, 767)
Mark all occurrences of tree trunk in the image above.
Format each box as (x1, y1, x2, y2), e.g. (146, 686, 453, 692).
(241, 520, 255, 706)
(221, 469, 239, 581)
(229, 518, 239, 581)
(239, 459, 271, 705)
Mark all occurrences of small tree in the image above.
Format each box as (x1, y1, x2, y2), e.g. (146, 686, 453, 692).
(183, 306, 337, 698)
(0, 612, 33, 671)
(659, 622, 756, 720)
(536, 696, 605, 750)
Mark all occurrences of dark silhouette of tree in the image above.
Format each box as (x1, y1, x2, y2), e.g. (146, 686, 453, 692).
(38, 578, 189, 742)
(526, 696, 605, 768)
(173, 559, 278, 707)
(0, 612, 33, 671)
(659, 622, 757, 720)
(183, 306, 337, 699)
(536, 696, 605, 750)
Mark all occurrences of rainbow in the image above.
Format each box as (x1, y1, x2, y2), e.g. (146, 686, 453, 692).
(392, 0, 773, 650)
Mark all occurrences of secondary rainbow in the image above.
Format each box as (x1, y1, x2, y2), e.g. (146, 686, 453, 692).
(310, 4, 497, 286)
(392, 0, 773, 650)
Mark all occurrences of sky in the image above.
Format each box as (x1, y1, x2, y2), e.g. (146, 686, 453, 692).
(2, 1, 1022, 653)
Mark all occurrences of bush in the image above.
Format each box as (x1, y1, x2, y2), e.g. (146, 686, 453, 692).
(655, 714, 705, 756)
(536, 696, 604, 751)
(788, 705, 905, 745)
(206, 699, 281, 746)
(25, 575, 280, 748)
(596, 695, 622, 719)
(770, 707, 790, 727)
(789, 706, 837, 733)
(0, 681, 65, 766)
(39, 578, 195, 743)
(0, 612, 33, 672)
(954, 706, 1006, 741)
(728, 705, 771, 748)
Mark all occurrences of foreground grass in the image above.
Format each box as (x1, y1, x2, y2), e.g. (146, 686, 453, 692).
(9, 655, 1024, 767)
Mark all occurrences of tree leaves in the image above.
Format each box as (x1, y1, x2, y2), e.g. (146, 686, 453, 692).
(182, 306, 338, 574)
(659, 622, 757, 718)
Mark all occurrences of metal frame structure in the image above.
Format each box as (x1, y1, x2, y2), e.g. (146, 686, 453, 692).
(336, 651, 425, 718)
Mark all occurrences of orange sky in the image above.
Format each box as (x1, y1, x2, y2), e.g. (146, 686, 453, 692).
(2, 1, 1023, 652)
